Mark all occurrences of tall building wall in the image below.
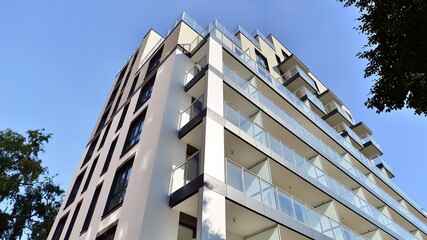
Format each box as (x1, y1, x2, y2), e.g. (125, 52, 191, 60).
(48, 12, 427, 240)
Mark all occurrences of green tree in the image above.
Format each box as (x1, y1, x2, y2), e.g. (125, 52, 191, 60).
(338, 0, 427, 115)
(0, 129, 64, 240)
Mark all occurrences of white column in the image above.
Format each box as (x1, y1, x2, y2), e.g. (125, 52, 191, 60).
(196, 188, 227, 240)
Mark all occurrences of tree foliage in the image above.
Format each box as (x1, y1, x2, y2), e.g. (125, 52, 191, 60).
(338, 0, 427, 115)
(0, 129, 64, 240)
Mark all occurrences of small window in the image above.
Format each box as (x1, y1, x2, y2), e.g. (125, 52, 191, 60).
(135, 77, 155, 111)
(112, 92, 123, 115)
(104, 157, 134, 214)
(107, 87, 119, 107)
(275, 54, 281, 65)
(101, 138, 118, 174)
(82, 156, 98, 193)
(128, 74, 139, 98)
(96, 225, 117, 240)
(146, 47, 163, 77)
(81, 183, 103, 233)
(116, 103, 129, 132)
(122, 111, 146, 154)
(281, 49, 289, 59)
(64, 201, 82, 240)
(64, 169, 86, 208)
(98, 123, 111, 150)
(95, 108, 111, 134)
(120, 71, 132, 92)
(115, 65, 128, 87)
(255, 49, 269, 70)
(82, 136, 99, 167)
(51, 212, 69, 240)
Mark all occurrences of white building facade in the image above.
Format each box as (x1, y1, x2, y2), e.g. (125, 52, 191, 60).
(48, 13, 427, 240)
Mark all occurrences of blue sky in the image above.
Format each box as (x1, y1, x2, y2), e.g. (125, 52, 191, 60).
(1, 0, 426, 213)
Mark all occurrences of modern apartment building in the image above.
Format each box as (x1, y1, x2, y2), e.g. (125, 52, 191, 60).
(48, 12, 427, 240)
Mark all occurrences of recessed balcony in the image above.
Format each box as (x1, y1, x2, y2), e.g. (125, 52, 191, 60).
(278, 54, 310, 77)
(323, 101, 355, 127)
(280, 66, 318, 94)
(360, 136, 383, 160)
(374, 157, 394, 179)
(334, 123, 364, 150)
(350, 122, 373, 139)
(294, 86, 326, 116)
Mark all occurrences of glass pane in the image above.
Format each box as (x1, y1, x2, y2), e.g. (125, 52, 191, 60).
(293, 199, 309, 225)
(244, 171, 261, 202)
(225, 104, 239, 126)
(307, 208, 322, 232)
(227, 162, 243, 192)
(261, 181, 277, 209)
(240, 114, 254, 137)
(278, 192, 295, 218)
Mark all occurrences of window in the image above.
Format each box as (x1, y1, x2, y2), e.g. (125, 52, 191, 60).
(107, 87, 119, 107)
(101, 138, 118, 174)
(95, 108, 110, 134)
(63, 201, 82, 240)
(98, 123, 111, 150)
(112, 92, 123, 114)
(128, 74, 139, 98)
(64, 169, 86, 208)
(177, 213, 197, 240)
(255, 49, 269, 70)
(116, 103, 129, 131)
(104, 158, 133, 214)
(82, 136, 99, 167)
(81, 183, 103, 233)
(135, 77, 155, 111)
(120, 51, 138, 91)
(96, 225, 117, 240)
(275, 54, 281, 65)
(281, 49, 289, 59)
(146, 47, 163, 77)
(51, 212, 69, 240)
(122, 111, 146, 154)
(115, 64, 128, 87)
(81, 156, 98, 193)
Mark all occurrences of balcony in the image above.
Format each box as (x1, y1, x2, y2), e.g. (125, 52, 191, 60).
(280, 66, 319, 94)
(294, 86, 327, 116)
(334, 123, 364, 150)
(350, 122, 372, 139)
(178, 96, 204, 148)
(278, 54, 310, 78)
(361, 136, 383, 160)
(323, 101, 355, 127)
(170, 152, 200, 193)
(226, 159, 366, 240)
(374, 157, 394, 179)
(191, 21, 426, 220)
(223, 102, 420, 239)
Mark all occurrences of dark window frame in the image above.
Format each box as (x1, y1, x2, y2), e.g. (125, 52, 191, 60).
(81, 155, 99, 193)
(135, 76, 155, 111)
(64, 169, 86, 208)
(82, 136, 99, 167)
(101, 137, 119, 175)
(103, 157, 134, 215)
(81, 182, 103, 233)
(116, 103, 129, 132)
(255, 49, 269, 70)
(145, 47, 163, 77)
(122, 110, 146, 155)
(52, 211, 69, 240)
(64, 200, 82, 240)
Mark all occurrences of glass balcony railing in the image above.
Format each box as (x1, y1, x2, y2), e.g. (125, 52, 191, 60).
(294, 86, 326, 113)
(362, 136, 382, 152)
(223, 63, 427, 233)
(335, 123, 364, 147)
(234, 25, 261, 49)
(179, 96, 204, 129)
(226, 160, 367, 240)
(175, 13, 425, 226)
(184, 56, 207, 85)
(324, 101, 355, 125)
(224, 103, 419, 240)
(373, 156, 393, 173)
(252, 29, 275, 49)
(280, 65, 318, 92)
(170, 152, 200, 193)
